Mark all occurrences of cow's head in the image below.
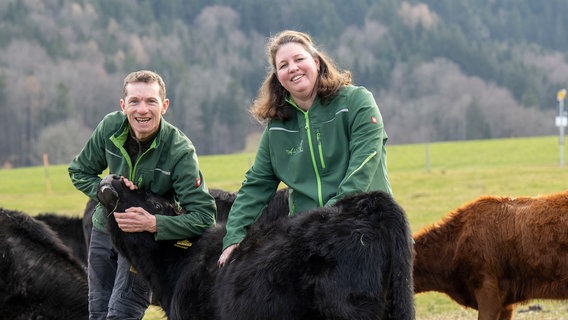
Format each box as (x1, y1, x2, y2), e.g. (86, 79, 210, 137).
(97, 174, 181, 219)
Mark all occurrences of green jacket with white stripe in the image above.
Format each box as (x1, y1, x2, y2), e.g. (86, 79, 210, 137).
(68, 111, 216, 240)
(223, 85, 391, 249)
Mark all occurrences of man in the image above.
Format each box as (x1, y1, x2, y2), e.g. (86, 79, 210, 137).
(69, 70, 216, 319)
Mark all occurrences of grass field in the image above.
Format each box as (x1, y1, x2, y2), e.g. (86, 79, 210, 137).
(1, 135, 567, 319)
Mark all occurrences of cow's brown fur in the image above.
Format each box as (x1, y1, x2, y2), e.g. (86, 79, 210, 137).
(413, 191, 568, 320)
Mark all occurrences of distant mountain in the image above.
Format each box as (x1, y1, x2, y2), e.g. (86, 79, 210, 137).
(0, 0, 566, 167)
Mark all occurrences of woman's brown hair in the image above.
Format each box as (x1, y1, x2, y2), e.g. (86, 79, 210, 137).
(250, 30, 352, 122)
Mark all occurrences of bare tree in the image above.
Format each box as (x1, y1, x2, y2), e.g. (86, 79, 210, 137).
(380, 58, 554, 144)
(34, 119, 92, 165)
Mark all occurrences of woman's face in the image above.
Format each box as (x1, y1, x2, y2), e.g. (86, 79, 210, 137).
(275, 42, 320, 107)
(120, 81, 169, 141)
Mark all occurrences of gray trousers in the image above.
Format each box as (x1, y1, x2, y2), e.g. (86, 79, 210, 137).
(88, 228, 152, 320)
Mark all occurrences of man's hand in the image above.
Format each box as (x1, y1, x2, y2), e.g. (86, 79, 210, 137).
(121, 177, 138, 190)
(113, 177, 155, 233)
(114, 207, 157, 233)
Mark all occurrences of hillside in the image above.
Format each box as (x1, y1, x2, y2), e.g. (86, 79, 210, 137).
(1, 0, 567, 167)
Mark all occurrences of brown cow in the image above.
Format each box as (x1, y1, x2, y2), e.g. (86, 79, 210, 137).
(413, 191, 568, 320)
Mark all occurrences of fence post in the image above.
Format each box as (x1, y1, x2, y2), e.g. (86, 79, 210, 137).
(43, 153, 52, 193)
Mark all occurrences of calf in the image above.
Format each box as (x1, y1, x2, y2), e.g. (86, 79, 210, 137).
(98, 174, 414, 320)
(0, 208, 88, 319)
(413, 191, 568, 320)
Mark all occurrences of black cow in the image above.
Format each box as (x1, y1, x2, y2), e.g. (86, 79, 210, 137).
(36, 213, 87, 265)
(98, 174, 414, 320)
(211, 187, 289, 224)
(0, 208, 88, 320)
(209, 188, 237, 222)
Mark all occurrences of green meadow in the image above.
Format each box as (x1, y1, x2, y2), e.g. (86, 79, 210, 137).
(1, 135, 567, 319)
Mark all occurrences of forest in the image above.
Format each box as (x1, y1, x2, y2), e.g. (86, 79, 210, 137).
(1, 0, 568, 167)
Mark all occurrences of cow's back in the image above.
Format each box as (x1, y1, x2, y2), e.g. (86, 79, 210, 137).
(0, 208, 88, 319)
(454, 194, 568, 300)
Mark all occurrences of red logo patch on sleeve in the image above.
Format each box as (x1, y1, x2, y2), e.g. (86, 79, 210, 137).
(195, 177, 201, 187)
(371, 116, 378, 124)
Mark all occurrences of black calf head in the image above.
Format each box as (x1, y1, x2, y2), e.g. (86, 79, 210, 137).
(97, 174, 181, 217)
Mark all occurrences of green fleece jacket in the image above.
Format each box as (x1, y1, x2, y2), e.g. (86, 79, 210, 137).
(223, 85, 392, 249)
(68, 111, 216, 240)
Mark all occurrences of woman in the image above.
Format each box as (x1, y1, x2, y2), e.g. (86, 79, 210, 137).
(218, 30, 391, 266)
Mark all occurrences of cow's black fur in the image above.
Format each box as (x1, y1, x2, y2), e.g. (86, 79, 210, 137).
(36, 212, 87, 265)
(98, 174, 414, 320)
(212, 187, 289, 224)
(209, 188, 237, 222)
(0, 208, 88, 320)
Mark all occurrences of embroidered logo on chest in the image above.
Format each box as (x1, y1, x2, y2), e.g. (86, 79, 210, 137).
(286, 140, 304, 155)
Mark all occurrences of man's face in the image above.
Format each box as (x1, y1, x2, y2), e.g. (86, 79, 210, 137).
(120, 81, 169, 140)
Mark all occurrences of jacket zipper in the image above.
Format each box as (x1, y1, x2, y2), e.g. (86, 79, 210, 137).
(287, 96, 325, 207)
(304, 113, 324, 207)
(131, 144, 154, 186)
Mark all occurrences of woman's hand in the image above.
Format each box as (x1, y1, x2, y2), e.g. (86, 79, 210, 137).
(218, 243, 239, 267)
